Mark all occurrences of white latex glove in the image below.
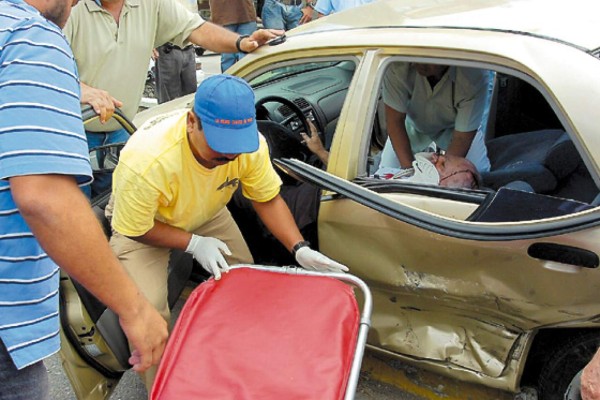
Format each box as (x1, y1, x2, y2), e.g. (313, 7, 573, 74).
(295, 247, 349, 273)
(185, 234, 232, 280)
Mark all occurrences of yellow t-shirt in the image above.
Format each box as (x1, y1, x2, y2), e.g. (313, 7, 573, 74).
(111, 110, 282, 237)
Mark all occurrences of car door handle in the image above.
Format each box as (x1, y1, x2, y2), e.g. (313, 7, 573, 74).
(528, 242, 599, 269)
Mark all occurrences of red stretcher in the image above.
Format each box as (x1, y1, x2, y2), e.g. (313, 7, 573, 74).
(150, 265, 372, 400)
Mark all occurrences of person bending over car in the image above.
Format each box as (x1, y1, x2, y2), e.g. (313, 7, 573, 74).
(378, 62, 492, 173)
(107, 75, 347, 390)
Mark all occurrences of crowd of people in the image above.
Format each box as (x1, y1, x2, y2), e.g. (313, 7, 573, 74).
(2, 0, 600, 399)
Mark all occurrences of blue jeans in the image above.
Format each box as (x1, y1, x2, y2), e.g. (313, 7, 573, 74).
(221, 22, 257, 72)
(261, 0, 302, 30)
(0, 339, 49, 400)
(84, 128, 130, 198)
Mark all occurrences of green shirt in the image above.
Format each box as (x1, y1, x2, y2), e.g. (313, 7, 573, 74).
(64, 0, 204, 132)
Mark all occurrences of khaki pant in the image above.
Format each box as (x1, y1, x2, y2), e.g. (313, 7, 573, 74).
(109, 207, 253, 392)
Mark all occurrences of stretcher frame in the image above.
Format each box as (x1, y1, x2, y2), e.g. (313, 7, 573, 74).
(151, 264, 373, 400)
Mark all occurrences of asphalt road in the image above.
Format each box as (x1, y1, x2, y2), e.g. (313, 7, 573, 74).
(47, 352, 417, 400)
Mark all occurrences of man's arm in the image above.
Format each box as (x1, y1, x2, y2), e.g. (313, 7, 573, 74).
(252, 195, 348, 272)
(9, 174, 167, 372)
(187, 22, 282, 55)
(384, 104, 414, 168)
(129, 220, 192, 250)
(251, 195, 304, 252)
(446, 129, 476, 158)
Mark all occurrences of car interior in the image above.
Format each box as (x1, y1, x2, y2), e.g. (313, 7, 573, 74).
(227, 57, 600, 264)
(246, 59, 598, 202)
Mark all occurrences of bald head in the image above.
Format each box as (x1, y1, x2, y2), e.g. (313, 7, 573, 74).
(431, 153, 480, 189)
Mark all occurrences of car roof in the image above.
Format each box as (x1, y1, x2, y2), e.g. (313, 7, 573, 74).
(293, 0, 600, 53)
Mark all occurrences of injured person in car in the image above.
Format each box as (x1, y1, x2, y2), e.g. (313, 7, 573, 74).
(300, 121, 481, 189)
(373, 149, 482, 189)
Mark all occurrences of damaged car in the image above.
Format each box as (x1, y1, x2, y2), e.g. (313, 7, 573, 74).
(60, 0, 600, 399)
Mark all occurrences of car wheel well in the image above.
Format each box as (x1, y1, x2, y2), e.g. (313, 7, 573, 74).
(520, 328, 600, 399)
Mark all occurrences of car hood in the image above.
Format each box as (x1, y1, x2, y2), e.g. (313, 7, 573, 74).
(291, 0, 600, 52)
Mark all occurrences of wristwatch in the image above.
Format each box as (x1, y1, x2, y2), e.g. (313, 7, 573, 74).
(292, 240, 311, 255)
(236, 34, 249, 54)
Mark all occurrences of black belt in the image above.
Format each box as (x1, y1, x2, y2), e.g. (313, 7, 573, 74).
(164, 43, 194, 53)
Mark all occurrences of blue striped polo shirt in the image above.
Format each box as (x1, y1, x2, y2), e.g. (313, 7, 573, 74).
(0, 0, 92, 369)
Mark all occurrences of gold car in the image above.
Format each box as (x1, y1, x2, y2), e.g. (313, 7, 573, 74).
(61, 0, 600, 399)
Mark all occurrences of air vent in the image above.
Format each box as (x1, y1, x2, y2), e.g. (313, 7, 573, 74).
(278, 98, 310, 116)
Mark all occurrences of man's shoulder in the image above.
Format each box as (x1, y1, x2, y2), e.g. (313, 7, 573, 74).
(0, 0, 37, 21)
(137, 109, 188, 134)
(0, 1, 66, 44)
(121, 110, 187, 162)
(454, 66, 488, 83)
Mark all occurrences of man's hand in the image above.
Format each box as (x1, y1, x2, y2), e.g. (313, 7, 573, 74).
(300, 6, 314, 24)
(295, 247, 349, 273)
(240, 29, 285, 53)
(80, 82, 123, 124)
(119, 297, 168, 372)
(582, 348, 600, 399)
(300, 120, 329, 165)
(185, 234, 232, 280)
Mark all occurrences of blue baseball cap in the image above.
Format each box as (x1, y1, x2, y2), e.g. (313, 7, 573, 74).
(193, 75, 259, 154)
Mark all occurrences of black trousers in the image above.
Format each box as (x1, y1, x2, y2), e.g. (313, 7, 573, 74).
(154, 44, 197, 104)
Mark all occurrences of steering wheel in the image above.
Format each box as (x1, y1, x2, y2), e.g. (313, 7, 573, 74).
(255, 95, 327, 163)
(256, 95, 311, 141)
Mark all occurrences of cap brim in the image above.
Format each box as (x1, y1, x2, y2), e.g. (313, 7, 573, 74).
(203, 120, 259, 154)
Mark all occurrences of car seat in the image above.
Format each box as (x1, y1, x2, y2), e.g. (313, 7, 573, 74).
(482, 129, 585, 195)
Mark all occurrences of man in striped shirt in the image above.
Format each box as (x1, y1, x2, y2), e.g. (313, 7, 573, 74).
(0, 1, 168, 399)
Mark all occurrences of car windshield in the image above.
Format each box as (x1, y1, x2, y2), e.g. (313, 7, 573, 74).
(250, 61, 340, 87)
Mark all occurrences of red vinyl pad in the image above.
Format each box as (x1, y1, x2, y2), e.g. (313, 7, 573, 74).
(151, 267, 360, 400)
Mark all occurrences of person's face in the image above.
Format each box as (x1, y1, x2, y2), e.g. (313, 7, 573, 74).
(430, 153, 477, 189)
(186, 112, 239, 169)
(413, 63, 448, 78)
(37, 0, 75, 28)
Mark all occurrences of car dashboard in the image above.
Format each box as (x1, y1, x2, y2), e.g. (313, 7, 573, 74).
(251, 60, 356, 149)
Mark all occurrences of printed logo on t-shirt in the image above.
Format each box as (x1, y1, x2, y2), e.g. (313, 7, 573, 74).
(217, 177, 240, 191)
